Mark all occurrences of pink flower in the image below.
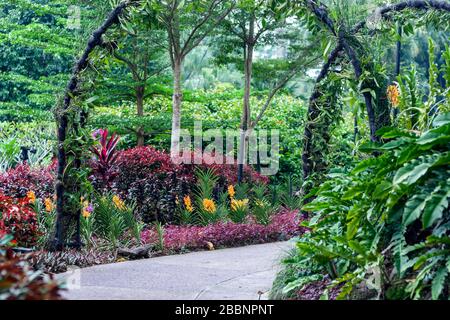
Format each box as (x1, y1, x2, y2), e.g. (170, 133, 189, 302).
(92, 129, 104, 140)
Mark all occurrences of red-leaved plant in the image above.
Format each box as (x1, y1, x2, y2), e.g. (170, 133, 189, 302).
(141, 209, 304, 251)
(89, 129, 120, 187)
(0, 162, 55, 199)
(0, 193, 39, 247)
(0, 235, 62, 300)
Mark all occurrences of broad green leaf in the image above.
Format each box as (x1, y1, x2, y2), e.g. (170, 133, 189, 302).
(396, 144, 420, 165)
(431, 267, 448, 300)
(403, 194, 427, 227)
(346, 216, 360, 240)
(373, 181, 392, 199)
(394, 153, 449, 186)
(417, 123, 450, 146)
(376, 127, 415, 139)
(432, 112, 450, 127)
(352, 157, 382, 174)
(342, 184, 366, 200)
(394, 162, 432, 186)
(281, 275, 322, 294)
(379, 137, 412, 150)
(359, 141, 382, 152)
(422, 185, 450, 229)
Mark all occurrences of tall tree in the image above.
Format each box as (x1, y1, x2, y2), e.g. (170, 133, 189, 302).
(99, 8, 169, 146)
(215, 0, 318, 181)
(154, 0, 235, 158)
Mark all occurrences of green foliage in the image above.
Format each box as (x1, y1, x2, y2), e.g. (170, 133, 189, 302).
(253, 199, 275, 225)
(153, 221, 165, 252)
(176, 206, 195, 226)
(0, 122, 54, 172)
(251, 183, 278, 225)
(285, 113, 450, 300)
(194, 168, 220, 226)
(93, 193, 139, 248)
(396, 38, 450, 131)
(228, 198, 250, 223)
(0, 0, 105, 110)
(34, 199, 56, 248)
(90, 88, 306, 181)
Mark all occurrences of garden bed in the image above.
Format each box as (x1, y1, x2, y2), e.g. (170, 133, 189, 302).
(24, 208, 304, 274)
(141, 208, 304, 253)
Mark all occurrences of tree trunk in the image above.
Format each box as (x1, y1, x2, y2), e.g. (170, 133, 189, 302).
(393, 24, 402, 120)
(136, 85, 145, 146)
(301, 45, 342, 210)
(170, 56, 183, 159)
(302, 46, 341, 180)
(238, 18, 254, 183)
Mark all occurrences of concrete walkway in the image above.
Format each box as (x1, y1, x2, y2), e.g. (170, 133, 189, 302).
(62, 241, 292, 300)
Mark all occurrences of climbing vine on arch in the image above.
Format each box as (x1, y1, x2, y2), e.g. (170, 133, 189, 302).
(287, 0, 450, 203)
(49, 0, 140, 251)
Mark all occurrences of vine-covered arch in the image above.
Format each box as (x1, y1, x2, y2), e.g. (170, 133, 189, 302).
(50, 0, 139, 250)
(301, 0, 450, 205)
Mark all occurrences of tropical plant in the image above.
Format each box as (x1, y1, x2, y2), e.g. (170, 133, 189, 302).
(154, 221, 165, 252)
(229, 198, 250, 223)
(93, 193, 137, 248)
(0, 193, 39, 247)
(80, 214, 95, 247)
(283, 112, 450, 300)
(0, 162, 55, 199)
(33, 196, 56, 248)
(194, 168, 220, 226)
(177, 195, 195, 225)
(396, 38, 450, 131)
(0, 235, 62, 300)
(253, 199, 275, 226)
(0, 122, 55, 172)
(89, 129, 120, 186)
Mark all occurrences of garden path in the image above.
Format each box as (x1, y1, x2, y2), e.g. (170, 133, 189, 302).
(61, 241, 293, 300)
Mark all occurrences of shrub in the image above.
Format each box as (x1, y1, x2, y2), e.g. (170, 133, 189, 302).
(283, 113, 450, 300)
(0, 193, 39, 247)
(0, 235, 62, 300)
(92, 193, 143, 248)
(110, 146, 266, 223)
(111, 146, 193, 223)
(89, 128, 120, 188)
(0, 162, 55, 199)
(141, 209, 304, 251)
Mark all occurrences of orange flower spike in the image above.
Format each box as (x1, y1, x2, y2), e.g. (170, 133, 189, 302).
(183, 195, 194, 213)
(387, 84, 400, 107)
(44, 198, 54, 212)
(27, 191, 36, 204)
(202, 199, 216, 214)
(112, 195, 126, 210)
(82, 209, 91, 218)
(227, 185, 235, 199)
